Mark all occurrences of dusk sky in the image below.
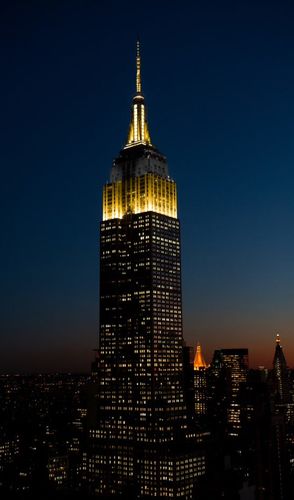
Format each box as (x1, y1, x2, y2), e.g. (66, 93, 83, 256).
(1, 0, 294, 372)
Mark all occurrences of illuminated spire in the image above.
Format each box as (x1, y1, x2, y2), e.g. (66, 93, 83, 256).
(193, 342, 207, 371)
(276, 332, 280, 345)
(125, 40, 152, 148)
(136, 39, 141, 94)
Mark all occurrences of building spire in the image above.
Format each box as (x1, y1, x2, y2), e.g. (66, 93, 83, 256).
(125, 40, 152, 148)
(194, 342, 207, 370)
(136, 39, 142, 95)
(273, 332, 290, 402)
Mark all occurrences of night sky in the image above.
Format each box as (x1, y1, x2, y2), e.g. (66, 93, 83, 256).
(1, 0, 294, 372)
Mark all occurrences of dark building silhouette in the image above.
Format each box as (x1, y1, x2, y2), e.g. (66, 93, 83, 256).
(199, 349, 250, 497)
(211, 348, 248, 437)
(182, 344, 195, 419)
(270, 335, 293, 499)
(238, 339, 294, 500)
(272, 333, 291, 404)
(84, 42, 206, 498)
(193, 343, 208, 418)
(0, 373, 89, 499)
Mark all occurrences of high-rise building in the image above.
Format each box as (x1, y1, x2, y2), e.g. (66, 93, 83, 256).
(182, 344, 196, 420)
(193, 343, 208, 417)
(211, 349, 248, 436)
(271, 334, 294, 497)
(193, 343, 207, 371)
(272, 333, 290, 404)
(84, 42, 206, 498)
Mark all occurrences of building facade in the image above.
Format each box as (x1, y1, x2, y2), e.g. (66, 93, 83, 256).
(211, 348, 248, 436)
(193, 343, 208, 417)
(272, 333, 291, 404)
(84, 43, 206, 498)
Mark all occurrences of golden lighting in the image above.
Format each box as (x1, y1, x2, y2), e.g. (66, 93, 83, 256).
(136, 40, 142, 94)
(124, 40, 152, 148)
(103, 173, 177, 221)
(194, 343, 207, 371)
(125, 99, 151, 147)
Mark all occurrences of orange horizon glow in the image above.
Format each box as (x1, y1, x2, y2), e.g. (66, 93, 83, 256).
(186, 338, 294, 370)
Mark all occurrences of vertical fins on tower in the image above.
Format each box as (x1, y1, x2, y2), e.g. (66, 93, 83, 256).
(125, 40, 152, 148)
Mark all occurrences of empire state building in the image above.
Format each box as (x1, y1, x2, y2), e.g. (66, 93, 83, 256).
(85, 42, 206, 499)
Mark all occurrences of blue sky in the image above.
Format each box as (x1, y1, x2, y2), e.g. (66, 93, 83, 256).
(1, 0, 294, 371)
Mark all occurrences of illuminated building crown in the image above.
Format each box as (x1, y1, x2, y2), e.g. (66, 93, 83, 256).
(194, 342, 207, 370)
(102, 41, 178, 222)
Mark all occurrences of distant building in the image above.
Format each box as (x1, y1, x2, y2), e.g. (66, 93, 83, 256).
(48, 455, 69, 489)
(270, 334, 294, 498)
(182, 344, 195, 419)
(194, 343, 207, 371)
(193, 343, 208, 417)
(211, 348, 248, 436)
(0, 436, 20, 468)
(239, 340, 293, 500)
(272, 333, 291, 404)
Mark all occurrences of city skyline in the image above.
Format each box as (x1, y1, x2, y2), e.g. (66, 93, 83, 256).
(2, 1, 294, 372)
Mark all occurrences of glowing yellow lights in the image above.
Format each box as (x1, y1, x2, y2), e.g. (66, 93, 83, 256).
(194, 343, 207, 371)
(136, 40, 142, 94)
(133, 104, 138, 142)
(104, 42, 174, 220)
(103, 173, 177, 221)
(125, 39, 152, 148)
(141, 106, 145, 142)
(126, 99, 151, 147)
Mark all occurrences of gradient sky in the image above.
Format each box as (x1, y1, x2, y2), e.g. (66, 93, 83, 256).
(1, 0, 294, 372)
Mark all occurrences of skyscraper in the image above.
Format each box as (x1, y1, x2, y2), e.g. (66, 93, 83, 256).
(272, 333, 290, 403)
(271, 334, 294, 498)
(193, 343, 208, 417)
(84, 43, 206, 498)
(211, 349, 248, 435)
(193, 343, 207, 371)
